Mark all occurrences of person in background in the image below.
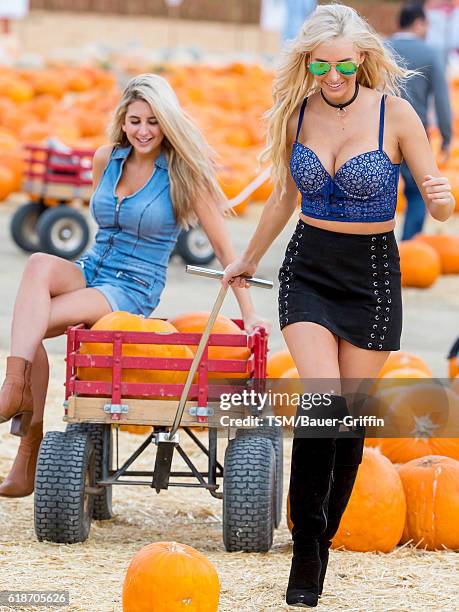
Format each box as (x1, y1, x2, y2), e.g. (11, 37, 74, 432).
(283, 0, 317, 42)
(387, 2, 452, 240)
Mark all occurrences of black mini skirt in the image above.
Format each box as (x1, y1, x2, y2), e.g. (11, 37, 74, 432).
(278, 220, 402, 351)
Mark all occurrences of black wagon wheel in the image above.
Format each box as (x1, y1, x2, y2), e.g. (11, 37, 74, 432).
(34, 431, 95, 544)
(36, 205, 90, 260)
(10, 200, 46, 253)
(66, 423, 113, 520)
(174, 226, 215, 265)
(236, 426, 284, 528)
(223, 435, 276, 552)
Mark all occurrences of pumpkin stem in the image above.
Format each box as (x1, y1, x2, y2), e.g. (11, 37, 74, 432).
(169, 541, 186, 554)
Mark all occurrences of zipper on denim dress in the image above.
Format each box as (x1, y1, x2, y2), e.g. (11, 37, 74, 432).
(92, 197, 123, 281)
(115, 270, 150, 288)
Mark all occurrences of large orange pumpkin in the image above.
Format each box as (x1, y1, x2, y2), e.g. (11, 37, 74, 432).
(287, 448, 406, 552)
(78, 311, 193, 388)
(122, 541, 220, 612)
(170, 312, 250, 379)
(266, 349, 295, 378)
(377, 351, 432, 378)
(398, 456, 459, 550)
(331, 448, 406, 552)
(399, 241, 441, 288)
(415, 234, 459, 274)
(377, 384, 459, 463)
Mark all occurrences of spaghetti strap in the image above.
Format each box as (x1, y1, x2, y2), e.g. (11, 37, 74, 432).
(378, 95, 386, 151)
(295, 98, 308, 142)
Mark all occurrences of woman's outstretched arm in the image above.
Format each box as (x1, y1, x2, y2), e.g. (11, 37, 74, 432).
(393, 96, 455, 222)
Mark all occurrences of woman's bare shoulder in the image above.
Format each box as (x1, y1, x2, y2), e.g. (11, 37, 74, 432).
(384, 94, 415, 118)
(92, 144, 114, 168)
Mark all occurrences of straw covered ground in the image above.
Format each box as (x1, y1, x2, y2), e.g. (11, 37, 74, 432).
(0, 9, 459, 611)
(0, 357, 458, 612)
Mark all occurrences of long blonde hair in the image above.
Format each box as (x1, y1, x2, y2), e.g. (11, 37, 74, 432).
(109, 73, 226, 227)
(263, 3, 412, 191)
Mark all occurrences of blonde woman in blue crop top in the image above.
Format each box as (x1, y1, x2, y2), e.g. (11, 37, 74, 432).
(223, 4, 455, 608)
(0, 74, 269, 499)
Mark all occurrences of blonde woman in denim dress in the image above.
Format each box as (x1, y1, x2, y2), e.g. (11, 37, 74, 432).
(0, 74, 269, 498)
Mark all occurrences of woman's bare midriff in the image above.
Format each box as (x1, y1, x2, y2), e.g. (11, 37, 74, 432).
(299, 212, 395, 234)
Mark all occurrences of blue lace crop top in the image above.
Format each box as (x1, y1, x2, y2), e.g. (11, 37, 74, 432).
(290, 95, 400, 222)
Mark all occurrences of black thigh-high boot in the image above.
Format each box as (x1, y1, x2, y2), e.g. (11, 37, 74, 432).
(285, 393, 352, 607)
(286, 435, 336, 607)
(317, 435, 365, 597)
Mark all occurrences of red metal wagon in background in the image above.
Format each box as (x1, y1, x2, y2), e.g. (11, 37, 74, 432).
(10, 142, 93, 259)
(33, 267, 282, 552)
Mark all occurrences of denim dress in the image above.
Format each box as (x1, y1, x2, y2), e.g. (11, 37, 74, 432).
(75, 146, 180, 316)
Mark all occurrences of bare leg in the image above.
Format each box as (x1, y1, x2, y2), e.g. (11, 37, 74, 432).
(10, 253, 87, 361)
(0, 282, 113, 496)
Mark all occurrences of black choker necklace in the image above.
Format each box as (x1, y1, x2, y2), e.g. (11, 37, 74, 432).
(320, 82, 359, 117)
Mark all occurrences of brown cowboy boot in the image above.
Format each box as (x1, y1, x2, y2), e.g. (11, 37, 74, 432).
(0, 421, 43, 497)
(0, 356, 33, 437)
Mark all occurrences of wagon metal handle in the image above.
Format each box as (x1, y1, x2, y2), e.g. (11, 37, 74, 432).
(169, 283, 229, 437)
(186, 265, 273, 290)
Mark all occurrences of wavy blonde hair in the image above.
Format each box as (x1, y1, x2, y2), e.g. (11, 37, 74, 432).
(109, 73, 226, 227)
(263, 3, 412, 191)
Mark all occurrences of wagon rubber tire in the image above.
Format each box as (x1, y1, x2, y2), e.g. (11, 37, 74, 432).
(236, 426, 283, 528)
(223, 435, 275, 552)
(36, 206, 89, 260)
(34, 431, 95, 544)
(10, 201, 45, 253)
(174, 226, 215, 265)
(66, 423, 113, 520)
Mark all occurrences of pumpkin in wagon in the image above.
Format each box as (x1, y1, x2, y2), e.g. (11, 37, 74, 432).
(170, 311, 250, 379)
(77, 311, 193, 387)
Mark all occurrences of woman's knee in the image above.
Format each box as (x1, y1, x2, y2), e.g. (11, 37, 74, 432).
(23, 252, 56, 284)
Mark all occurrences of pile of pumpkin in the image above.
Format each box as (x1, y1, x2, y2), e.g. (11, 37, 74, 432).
(398, 233, 459, 288)
(269, 347, 459, 552)
(0, 62, 274, 212)
(0, 65, 118, 201)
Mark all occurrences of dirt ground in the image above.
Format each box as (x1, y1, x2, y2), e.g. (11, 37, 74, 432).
(1, 9, 459, 612)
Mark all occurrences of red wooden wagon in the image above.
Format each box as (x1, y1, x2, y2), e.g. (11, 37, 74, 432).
(33, 268, 282, 552)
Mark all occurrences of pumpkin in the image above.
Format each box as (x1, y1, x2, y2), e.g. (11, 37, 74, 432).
(120, 425, 152, 434)
(0, 166, 16, 201)
(377, 384, 459, 463)
(78, 311, 193, 389)
(448, 337, 459, 379)
(122, 541, 220, 612)
(281, 367, 300, 378)
(287, 448, 406, 552)
(399, 241, 441, 288)
(377, 351, 432, 378)
(266, 349, 295, 378)
(252, 178, 273, 202)
(332, 448, 406, 552)
(170, 312, 250, 379)
(415, 234, 459, 274)
(398, 456, 459, 550)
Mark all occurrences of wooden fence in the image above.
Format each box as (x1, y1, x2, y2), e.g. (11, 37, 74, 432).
(29, 1, 402, 34)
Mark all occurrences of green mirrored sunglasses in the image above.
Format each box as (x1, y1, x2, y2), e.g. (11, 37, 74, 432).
(309, 61, 359, 76)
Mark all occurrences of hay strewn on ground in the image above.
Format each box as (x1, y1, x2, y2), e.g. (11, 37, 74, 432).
(1, 352, 458, 612)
